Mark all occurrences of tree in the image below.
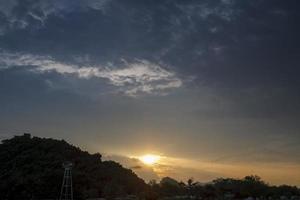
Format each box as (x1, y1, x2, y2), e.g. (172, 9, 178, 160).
(160, 177, 182, 196)
(240, 175, 268, 198)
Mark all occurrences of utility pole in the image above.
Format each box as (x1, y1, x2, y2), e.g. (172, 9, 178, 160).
(59, 162, 73, 200)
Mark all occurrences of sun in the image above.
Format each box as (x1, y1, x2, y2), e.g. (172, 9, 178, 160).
(140, 154, 160, 165)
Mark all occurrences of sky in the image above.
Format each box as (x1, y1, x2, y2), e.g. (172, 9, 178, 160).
(0, 0, 300, 186)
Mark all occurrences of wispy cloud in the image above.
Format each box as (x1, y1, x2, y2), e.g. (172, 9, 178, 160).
(176, 1, 237, 22)
(0, 0, 112, 32)
(0, 51, 182, 96)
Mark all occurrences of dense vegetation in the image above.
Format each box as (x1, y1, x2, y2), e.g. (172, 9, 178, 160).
(0, 134, 299, 200)
(0, 134, 146, 199)
(149, 176, 300, 200)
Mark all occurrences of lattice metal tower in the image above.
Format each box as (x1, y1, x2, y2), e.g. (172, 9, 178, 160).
(59, 162, 73, 200)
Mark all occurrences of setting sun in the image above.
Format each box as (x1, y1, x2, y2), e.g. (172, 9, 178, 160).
(140, 154, 160, 165)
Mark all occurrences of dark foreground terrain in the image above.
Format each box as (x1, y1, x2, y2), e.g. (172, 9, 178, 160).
(0, 134, 146, 199)
(0, 134, 299, 200)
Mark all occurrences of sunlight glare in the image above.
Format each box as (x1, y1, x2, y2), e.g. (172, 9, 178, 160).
(140, 154, 160, 165)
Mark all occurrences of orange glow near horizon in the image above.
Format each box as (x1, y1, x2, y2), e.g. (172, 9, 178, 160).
(140, 154, 161, 165)
(130, 153, 300, 186)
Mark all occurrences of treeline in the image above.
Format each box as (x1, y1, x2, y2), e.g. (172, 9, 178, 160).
(0, 134, 299, 200)
(144, 176, 300, 200)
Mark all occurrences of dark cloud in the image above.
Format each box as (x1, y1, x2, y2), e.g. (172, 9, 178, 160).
(1, 0, 299, 88)
(0, 0, 299, 129)
(130, 165, 142, 169)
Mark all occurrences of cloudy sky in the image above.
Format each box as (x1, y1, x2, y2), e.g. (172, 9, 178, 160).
(0, 0, 300, 186)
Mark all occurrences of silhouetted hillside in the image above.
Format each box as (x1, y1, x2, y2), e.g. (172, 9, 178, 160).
(0, 134, 147, 199)
(1, 134, 299, 200)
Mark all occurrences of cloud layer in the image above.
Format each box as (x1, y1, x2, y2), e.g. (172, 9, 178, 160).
(0, 51, 182, 96)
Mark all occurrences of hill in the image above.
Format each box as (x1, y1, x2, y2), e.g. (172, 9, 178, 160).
(0, 134, 147, 199)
